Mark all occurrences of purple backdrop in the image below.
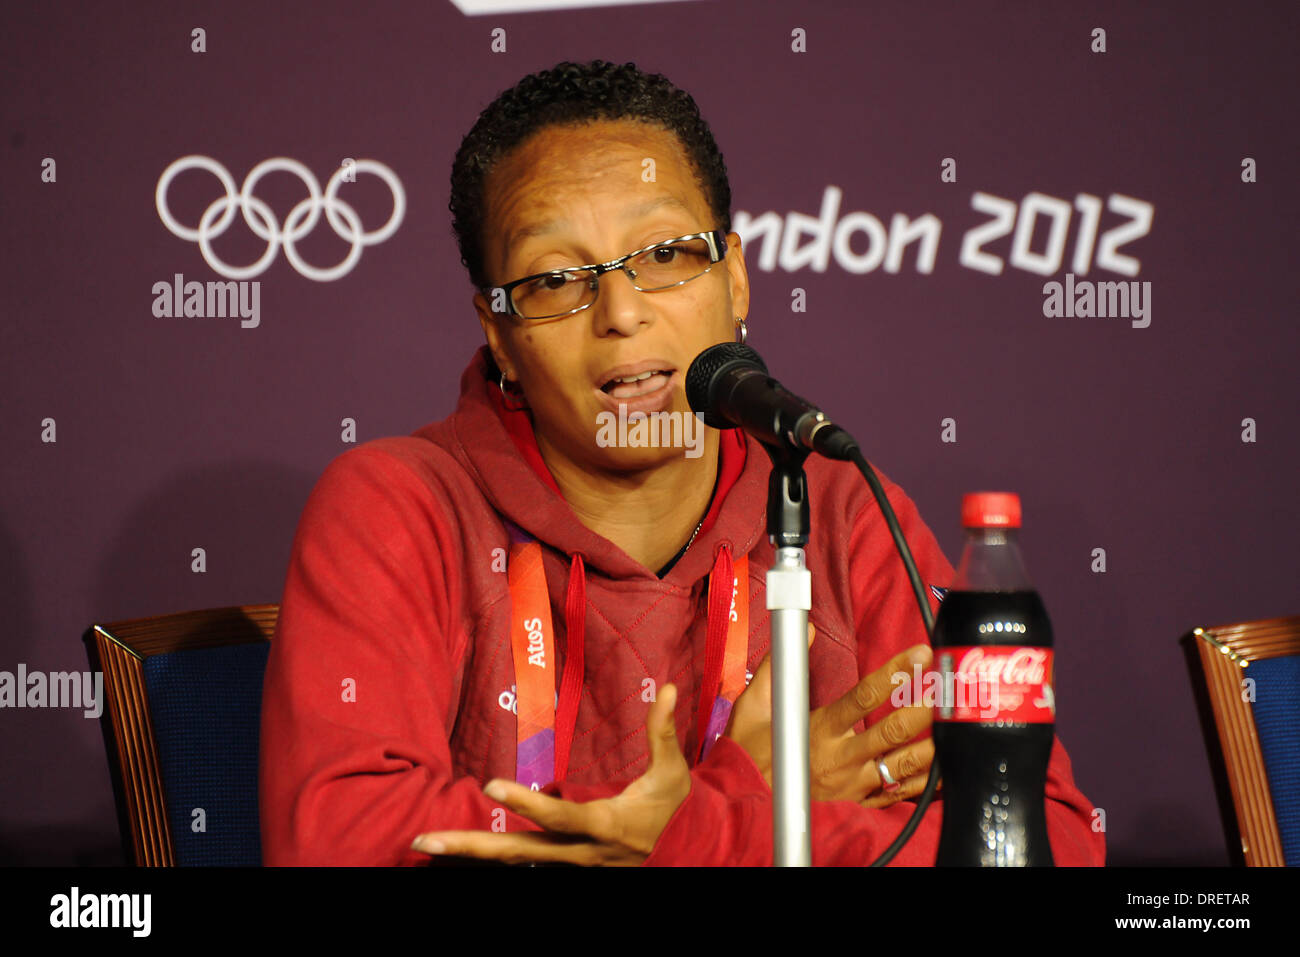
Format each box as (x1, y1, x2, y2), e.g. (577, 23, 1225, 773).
(2, 0, 1296, 865)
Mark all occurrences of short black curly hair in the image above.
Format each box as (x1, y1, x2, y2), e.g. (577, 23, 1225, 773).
(450, 59, 732, 293)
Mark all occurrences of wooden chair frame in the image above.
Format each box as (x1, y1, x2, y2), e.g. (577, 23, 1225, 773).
(1182, 615, 1299, 867)
(83, 604, 279, 866)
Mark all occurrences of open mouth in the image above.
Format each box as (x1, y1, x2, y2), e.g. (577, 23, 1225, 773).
(598, 367, 676, 400)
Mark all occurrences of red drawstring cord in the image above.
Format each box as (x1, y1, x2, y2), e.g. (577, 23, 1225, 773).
(554, 546, 733, 779)
(694, 545, 733, 763)
(553, 553, 586, 782)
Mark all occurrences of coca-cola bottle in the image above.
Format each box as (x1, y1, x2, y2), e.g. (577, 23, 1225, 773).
(932, 492, 1055, 866)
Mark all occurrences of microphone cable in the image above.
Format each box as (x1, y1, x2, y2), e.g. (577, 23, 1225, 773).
(845, 445, 943, 867)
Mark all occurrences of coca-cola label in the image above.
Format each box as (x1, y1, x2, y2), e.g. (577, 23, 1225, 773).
(933, 645, 1055, 723)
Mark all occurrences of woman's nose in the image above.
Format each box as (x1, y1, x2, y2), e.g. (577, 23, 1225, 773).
(590, 267, 653, 337)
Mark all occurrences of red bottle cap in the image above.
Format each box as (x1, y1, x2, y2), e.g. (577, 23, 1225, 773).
(961, 491, 1022, 528)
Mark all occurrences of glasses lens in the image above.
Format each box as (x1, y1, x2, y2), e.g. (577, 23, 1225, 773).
(512, 269, 597, 320)
(629, 238, 715, 290)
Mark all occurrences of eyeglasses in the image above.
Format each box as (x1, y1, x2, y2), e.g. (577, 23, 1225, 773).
(487, 229, 728, 322)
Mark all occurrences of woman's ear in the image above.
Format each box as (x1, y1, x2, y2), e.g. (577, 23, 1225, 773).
(474, 292, 514, 380)
(725, 231, 750, 327)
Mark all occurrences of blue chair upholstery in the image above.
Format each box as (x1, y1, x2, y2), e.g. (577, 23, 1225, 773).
(142, 642, 271, 866)
(1248, 654, 1300, 866)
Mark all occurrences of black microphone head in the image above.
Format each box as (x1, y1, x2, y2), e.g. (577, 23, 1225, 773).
(686, 342, 769, 429)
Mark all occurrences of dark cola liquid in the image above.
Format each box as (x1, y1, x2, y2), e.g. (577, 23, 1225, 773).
(932, 590, 1054, 866)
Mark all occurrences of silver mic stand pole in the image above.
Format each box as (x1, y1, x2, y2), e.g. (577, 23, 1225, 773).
(765, 453, 812, 866)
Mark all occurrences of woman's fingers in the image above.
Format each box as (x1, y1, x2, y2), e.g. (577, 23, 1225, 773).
(839, 735, 934, 801)
(860, 738, 939, 806)
(860, 767, 939, 808)
(836, 699, 933, 771)
(818, 645, 931, 736)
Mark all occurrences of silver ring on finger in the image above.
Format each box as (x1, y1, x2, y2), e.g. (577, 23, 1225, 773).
(877, 759, 901, 793)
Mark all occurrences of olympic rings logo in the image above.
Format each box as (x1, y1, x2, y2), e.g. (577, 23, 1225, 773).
(155, 156, 405, 281)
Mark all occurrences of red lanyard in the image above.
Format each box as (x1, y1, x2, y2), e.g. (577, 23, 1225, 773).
(697, 552, 749, 761)
(505, 537, 559, 790)
(505, 525, 749, 786)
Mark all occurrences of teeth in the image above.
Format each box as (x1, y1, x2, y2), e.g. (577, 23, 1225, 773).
(612, 370, 664, 384)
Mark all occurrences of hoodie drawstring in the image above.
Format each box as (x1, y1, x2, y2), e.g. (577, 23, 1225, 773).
(694, 545, 734, 761)
(553, 553, 585, 782)
(520, 544, 747, 785)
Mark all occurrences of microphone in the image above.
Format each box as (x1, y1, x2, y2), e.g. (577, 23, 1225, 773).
(686, 342, 859, 460)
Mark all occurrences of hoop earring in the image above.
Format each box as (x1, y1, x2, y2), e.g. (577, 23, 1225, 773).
(498, 372, 528, 411)
(734, 316, 748, 343)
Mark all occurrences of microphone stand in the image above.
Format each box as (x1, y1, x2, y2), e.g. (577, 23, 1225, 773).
(686, 342, 940, 865)
(763, 443, 812, 867)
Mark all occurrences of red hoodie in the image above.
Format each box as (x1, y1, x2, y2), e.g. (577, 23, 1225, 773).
(259, 347, 1105, 866)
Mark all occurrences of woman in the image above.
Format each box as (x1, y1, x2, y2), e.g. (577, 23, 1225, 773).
(259, 60, 1103, 866)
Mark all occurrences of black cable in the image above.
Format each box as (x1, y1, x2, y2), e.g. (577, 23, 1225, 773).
(845, 447, 943, 867)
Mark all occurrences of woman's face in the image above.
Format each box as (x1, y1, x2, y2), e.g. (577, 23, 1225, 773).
(473, 118, 749, 473)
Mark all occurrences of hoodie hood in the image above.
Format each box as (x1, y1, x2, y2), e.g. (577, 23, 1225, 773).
(406, 347, 775, 778)
(428, 346, 772, 584)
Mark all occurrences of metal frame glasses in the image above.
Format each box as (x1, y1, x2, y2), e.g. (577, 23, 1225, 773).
(488, 229, 729, 322)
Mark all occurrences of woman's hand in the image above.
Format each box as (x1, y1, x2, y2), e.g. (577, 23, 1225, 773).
(410, 684, 691, 866)
(724, 627, 936, 806)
